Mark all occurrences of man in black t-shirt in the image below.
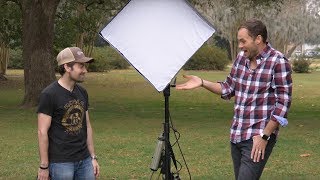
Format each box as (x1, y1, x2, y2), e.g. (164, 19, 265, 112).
(37, 47, 99, 180)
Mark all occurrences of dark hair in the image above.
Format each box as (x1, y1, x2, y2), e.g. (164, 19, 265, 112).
(239, 19, 267, 43)
(58, 62, 76, 75)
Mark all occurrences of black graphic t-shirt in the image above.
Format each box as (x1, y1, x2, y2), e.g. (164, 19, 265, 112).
(37, 81, 90, 163)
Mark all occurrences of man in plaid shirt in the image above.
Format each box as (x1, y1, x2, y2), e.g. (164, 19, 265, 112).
(176, 19, 292, 179)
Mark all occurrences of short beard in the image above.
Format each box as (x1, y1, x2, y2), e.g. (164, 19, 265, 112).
(70, 75, 85, 83)
(248, 49, 259, 61)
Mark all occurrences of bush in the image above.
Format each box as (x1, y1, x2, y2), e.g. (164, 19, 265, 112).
(8, 46, 129, 72)
(292, 56, 311, 73)
(8, 48, 23, 69)
(88, 48, 111, 72)
(109, 54, 130, 70)
(183, 45, 230, 70)
(88, 47, 129, 72)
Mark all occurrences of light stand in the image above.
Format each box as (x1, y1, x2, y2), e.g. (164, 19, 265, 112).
(163, 84, 172, 179)
(150, 83, 178, 179)
(160, 82, 179, 180)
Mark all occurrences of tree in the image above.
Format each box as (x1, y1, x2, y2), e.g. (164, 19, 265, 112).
(0, 1, 21, 80)
(20, 0, 126, 107)
(192, 0, 320, 59)
(192, 0, 283, 60)
(20, 0, 60, 107)
(3, 0, 124, 107)
(303, 0, 320, 46)
(55, 0, 127, 56)
(265, 0, 320, 57)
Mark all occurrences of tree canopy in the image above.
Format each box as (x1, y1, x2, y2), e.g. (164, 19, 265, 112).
(193, 0, 320, 59)
(55, 0, 128, 56)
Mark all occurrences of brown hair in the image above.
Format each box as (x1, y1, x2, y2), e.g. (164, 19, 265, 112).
(239, 19, 267, 43)
(58, 62, 76, 75)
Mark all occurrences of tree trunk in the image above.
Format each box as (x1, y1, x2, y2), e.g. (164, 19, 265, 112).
(228, 21, 241, 61)
(85, 41, 94, 57)
(285, 43, 300, 58)
(75, 33, 85, 50)
(229, 38, 238, 61)
(75, 4, 86, 50)
(0, 43, 9, 76)
(21, 0, 60, 107)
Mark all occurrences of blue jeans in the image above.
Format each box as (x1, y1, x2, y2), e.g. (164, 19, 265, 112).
(49, 156, 94, 180)
(231, 134, 277, 180)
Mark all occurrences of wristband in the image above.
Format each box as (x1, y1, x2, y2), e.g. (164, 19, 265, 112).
(39, 166, 49, 170)
(91, 155, 98, 160)
(201, 79, 204, 87)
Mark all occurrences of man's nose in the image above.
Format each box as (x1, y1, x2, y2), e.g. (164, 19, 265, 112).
(83, 67, 88, 73)
(238, 43, 243, 49)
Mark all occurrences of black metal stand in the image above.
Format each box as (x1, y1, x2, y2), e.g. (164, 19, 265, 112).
(161, 82, 181, 179)
(163, 84, 172, 179)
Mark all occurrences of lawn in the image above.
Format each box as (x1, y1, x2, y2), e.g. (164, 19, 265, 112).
(0, 68, 319, 180)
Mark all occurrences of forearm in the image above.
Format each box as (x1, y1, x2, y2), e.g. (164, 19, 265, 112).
(87, 120, 100, 177)
(87, 126, 96, 156)
(38, 130, 49, 166)
(202, 79, 223, 95)
(86, 110, 96, 156)
(263, 120, 279, 136)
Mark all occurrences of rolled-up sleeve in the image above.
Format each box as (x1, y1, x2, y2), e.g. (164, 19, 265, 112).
(219, 57, 239, 100)
(270, 57, 292, 126)
(220, 76, 235, 100)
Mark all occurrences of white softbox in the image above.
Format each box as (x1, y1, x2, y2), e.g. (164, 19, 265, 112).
(100, 0, 215, 92)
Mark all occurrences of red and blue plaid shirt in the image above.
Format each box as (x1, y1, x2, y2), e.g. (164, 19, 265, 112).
(219, 43, 292, 143)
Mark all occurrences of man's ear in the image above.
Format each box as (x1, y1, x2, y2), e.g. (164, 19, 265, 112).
(64, 64, 71, 72)
(255, 35, 263, 45)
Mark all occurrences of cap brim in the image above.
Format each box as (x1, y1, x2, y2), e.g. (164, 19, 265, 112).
(74, 57, 94, 64)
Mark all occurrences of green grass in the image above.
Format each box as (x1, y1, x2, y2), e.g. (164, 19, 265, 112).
(0, 69, 319, 179)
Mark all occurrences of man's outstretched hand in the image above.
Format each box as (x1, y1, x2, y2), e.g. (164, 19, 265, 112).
(175, 75, 202, 90)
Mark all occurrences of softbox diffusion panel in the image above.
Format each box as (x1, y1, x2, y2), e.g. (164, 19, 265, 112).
(100, 0, 215, 92)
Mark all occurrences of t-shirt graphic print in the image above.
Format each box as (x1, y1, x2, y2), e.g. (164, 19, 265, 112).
(62, 99, 85, 135)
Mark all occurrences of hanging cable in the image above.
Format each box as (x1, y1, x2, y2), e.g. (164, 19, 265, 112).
(169, 111, 192, 180)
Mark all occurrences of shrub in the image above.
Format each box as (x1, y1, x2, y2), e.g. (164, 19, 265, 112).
(88, 48, 111, 72)
(88, 47, 129, 72)
(183, 45, 230, 70)
(8, 47, 130, 72)
(8, 48, 23, 69)
(109, 53, 130, 69)
(292, 56, 311, 73)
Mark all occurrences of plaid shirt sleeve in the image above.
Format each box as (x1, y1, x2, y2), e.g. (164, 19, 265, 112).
(270, 57, 292, 126)
(219, 55, 241, 100)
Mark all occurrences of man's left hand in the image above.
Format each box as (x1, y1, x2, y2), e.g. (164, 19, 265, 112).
(92, 159, 100, 178)
(251, 135, 268, 162)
